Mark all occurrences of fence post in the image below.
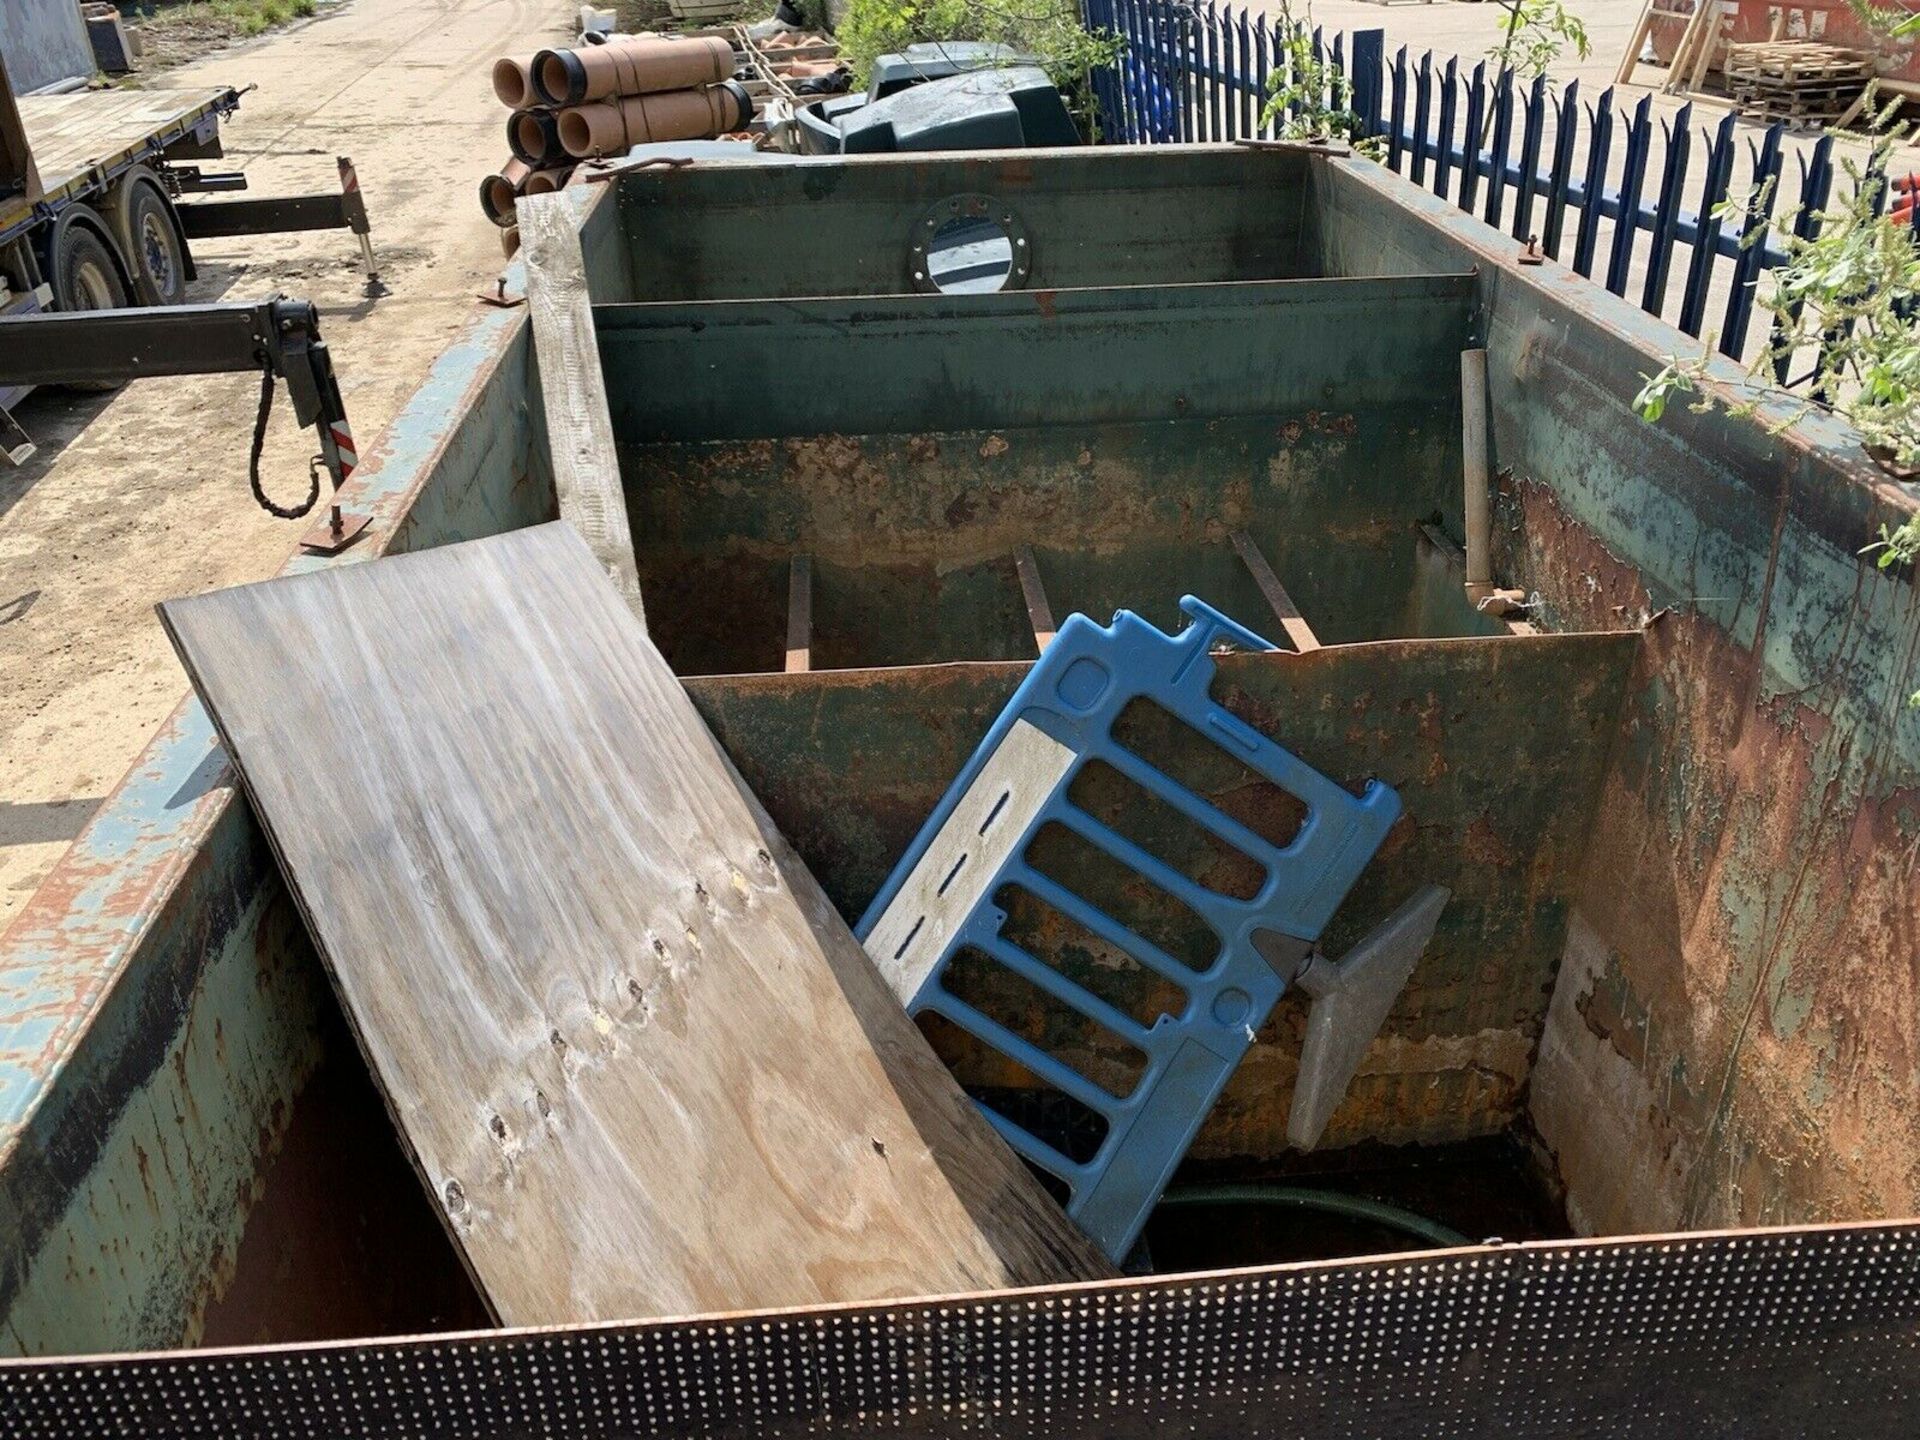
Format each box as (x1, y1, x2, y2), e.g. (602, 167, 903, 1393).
(1435, 56, 1459, 201)
(1678, 110, 1736, 336)
(1572, 92, 1613, 277)
(1720, 125, 1783, 358)
(1351, 29, 1385, 143)
(1411, 51, 1433, 185)
(1641, 107, 1692, 313)
(1541, 78, 1579, 258)
(1387, 46, 1407, 170)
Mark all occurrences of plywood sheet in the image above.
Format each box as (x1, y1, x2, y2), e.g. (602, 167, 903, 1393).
(158, 523, 1109, 1327)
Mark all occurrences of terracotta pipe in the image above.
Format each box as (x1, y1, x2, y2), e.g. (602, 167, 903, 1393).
(522, 165, 572, 196)
(479, 159, 572, 226)
(532, 34, 735, 106)
(508, 108, 569, 167)
(501, 224, 520, 259)
(556, 82, 752, 158)
(479, 157, 531, 226)
(492, 55, 538, 108)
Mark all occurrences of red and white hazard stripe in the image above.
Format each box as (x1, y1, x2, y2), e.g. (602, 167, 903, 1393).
(329, 421, 358, 481)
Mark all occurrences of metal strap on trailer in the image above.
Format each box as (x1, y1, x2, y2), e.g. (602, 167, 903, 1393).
(1, 1218, 1917, 1437)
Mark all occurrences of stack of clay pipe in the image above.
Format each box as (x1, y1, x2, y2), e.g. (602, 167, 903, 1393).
(485, 33, 753, 250)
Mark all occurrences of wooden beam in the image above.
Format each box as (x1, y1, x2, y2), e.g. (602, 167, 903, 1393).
(1616, 0, 1656, 85)
(1013, 545, 1056, 653)
(1229, 530, 1321, 652)
(520, 189, 645, 625)
(785, 553, 812, 673)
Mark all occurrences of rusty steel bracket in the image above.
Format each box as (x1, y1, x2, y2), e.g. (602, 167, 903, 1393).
(583, 154, 697, 185)
(299, 501, 372, 555)
(1232, 136, 1354, 158)
(477, 276, 524, 308)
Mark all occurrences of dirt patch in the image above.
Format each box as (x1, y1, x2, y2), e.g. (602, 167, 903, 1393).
(127, 0, 320, 74)
(616, 0, 696, 31)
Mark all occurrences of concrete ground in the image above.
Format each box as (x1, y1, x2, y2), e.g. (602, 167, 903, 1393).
(0, 0, 574, 930)
(1302, 0, 1644, 94)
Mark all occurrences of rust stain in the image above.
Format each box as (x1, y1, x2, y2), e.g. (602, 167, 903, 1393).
(1462, 814, 1515, 868)
(1519, 478, 1920, 1232)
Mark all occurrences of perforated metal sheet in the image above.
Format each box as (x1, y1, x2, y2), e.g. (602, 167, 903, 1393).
(4, 1221, 1918, 1438)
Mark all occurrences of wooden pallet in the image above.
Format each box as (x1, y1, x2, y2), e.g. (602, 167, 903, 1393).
(1725, 40, 1872, 126)
(1731, 98, 1857, 121)
(1724, 40, 1875, 84)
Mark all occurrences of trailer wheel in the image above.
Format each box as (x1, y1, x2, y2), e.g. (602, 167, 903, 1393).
(107, 167, 188, 307)
(51, 210, 130, 313)
(48, 208, 132, 391)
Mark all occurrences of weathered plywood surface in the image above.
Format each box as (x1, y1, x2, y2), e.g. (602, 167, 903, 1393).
(158, 522, 1109, 1327)
(519, 192, 645, 623)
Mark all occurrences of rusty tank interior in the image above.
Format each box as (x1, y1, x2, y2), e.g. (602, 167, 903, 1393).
(0, 148, 1913, 1417)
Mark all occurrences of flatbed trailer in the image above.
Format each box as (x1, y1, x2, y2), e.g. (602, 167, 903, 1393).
(0, 57, 378, 485)
(0, 85, 236, 251)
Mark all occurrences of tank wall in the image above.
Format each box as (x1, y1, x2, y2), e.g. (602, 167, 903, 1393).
(600, 273, 1499, 669)
(622, 412, 1501, 675)
(689, 633, 1635, 1157)
(0, 304, 549, 1356)
(1307, 159, 1920, 1232)
(609, 148, 1315, 300)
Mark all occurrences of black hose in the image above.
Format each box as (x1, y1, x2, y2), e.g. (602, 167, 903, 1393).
(248, 368, 319, 520)
(1158, 1183, 1470, 1249)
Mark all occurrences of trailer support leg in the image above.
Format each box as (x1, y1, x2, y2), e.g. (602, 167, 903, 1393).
(339, 157, 383, 293)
